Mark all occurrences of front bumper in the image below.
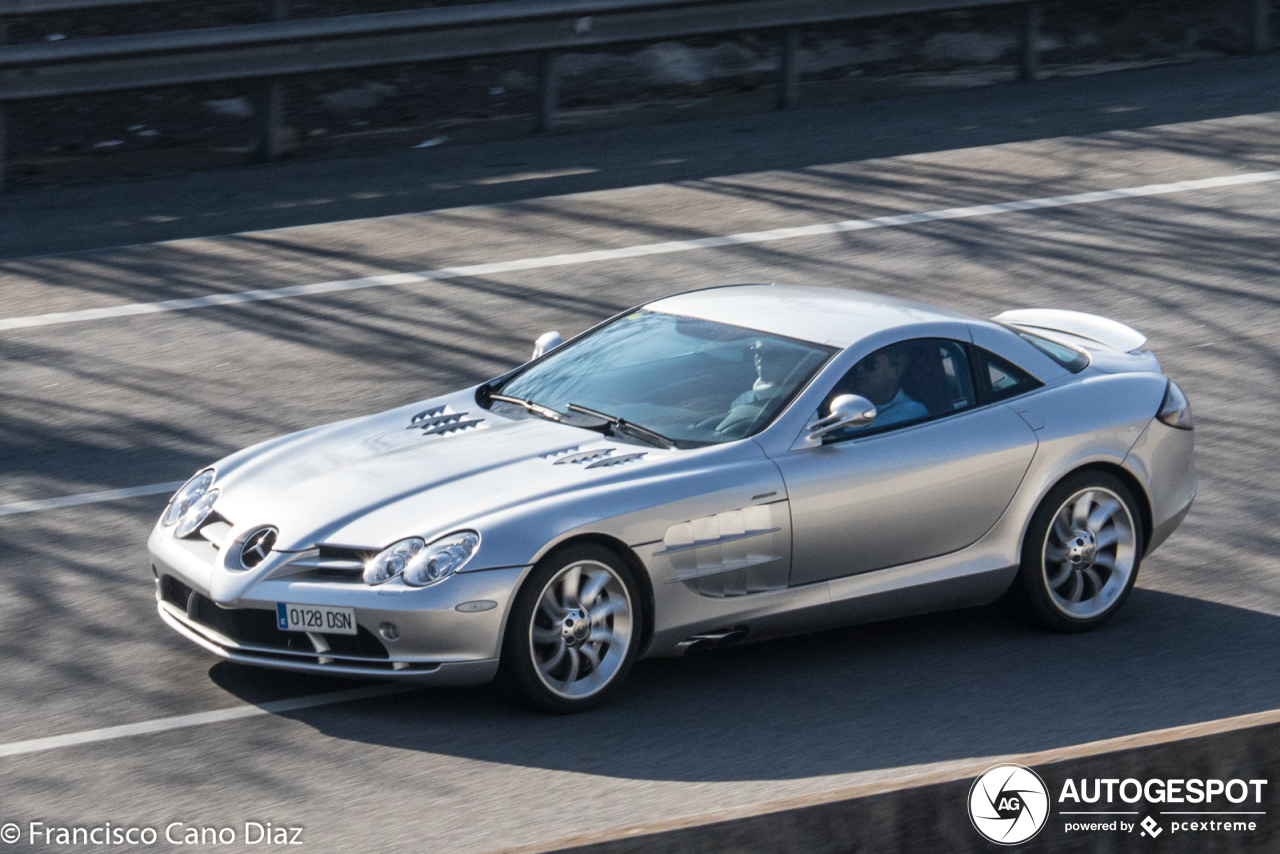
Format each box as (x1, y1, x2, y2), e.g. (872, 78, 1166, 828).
(157, 597, 499, 683)
(149, 521, 528, 683)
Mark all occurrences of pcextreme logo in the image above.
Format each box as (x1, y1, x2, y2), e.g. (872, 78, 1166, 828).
(968, 764, 1051, 845)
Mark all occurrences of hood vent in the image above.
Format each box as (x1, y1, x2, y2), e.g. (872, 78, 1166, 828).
(550, 447, 647, 469)
(586, 452, 646, 469)
(407, 405, 486, 437)
(553, 447, 615, 466)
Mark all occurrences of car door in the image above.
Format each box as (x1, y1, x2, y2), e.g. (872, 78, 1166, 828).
(772, 338, 1040, 586)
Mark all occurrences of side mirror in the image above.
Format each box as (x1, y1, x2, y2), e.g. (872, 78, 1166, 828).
(531, 331, 562, 360)
(807, 394, 876, 441)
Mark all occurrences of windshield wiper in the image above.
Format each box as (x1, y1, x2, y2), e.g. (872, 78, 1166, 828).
(486, 392, 564, 423)
(565, 403, 677, 449)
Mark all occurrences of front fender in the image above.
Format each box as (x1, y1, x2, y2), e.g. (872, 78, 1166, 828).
(458, 440, 787, 571)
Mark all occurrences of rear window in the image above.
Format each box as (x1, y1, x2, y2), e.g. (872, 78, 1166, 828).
(1017, 330, 1090, 373)
(976, 349, 1044, 403)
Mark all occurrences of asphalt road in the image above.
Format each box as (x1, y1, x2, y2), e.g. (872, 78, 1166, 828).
(2, 56, 1280, 853)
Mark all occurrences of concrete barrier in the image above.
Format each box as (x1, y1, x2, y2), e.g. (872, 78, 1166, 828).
(491, 708, 1280, 853)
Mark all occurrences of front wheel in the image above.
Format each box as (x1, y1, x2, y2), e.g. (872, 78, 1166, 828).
(500, 544, 643, 713)
(1012, 471, 1144, 633)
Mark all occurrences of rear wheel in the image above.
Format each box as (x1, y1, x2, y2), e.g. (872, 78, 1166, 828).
(501, 544, 642, 713)
(1013, 471, 1144, 632)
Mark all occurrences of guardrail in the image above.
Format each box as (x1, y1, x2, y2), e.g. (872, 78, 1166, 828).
(0, 0, 1272, 191)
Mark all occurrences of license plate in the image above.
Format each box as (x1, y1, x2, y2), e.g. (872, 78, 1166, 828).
(277, 603, 357, 635)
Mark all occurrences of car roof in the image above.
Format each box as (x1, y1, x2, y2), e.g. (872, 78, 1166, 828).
(644, 284, 976, 347)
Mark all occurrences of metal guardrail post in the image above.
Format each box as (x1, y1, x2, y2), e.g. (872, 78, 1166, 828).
(256, 0, 287, 163)
(258, 78, 284, 162)
(1019, 1, 1040, 81)
(778, 26, 799, 109)
(1246, 0, 1270, 55)
(538, 51, 558, 132)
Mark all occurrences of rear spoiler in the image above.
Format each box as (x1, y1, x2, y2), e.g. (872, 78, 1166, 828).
(992, 309, 1147, 353)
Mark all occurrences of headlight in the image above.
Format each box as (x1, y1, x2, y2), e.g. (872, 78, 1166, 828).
(363, 531, 480, 587)
(1156, 380, 1193, 430)
(174, 488, 220, 538)
(163, 470, 215, 530)
(363, 538, 424, 585)
(402, 532, 480, 587)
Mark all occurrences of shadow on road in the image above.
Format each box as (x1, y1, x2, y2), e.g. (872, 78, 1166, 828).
(203, 588, 1280, 783)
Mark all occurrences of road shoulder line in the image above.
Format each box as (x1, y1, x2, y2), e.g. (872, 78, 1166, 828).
(3, 169, 1278, 333)
(0, 684, 413, 758)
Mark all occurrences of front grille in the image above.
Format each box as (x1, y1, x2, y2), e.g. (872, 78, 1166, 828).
(319, 545, 373, 562)
(281, 545, 372, 581)
(190, 594, 313, 651)
(161, 575, 389, 660)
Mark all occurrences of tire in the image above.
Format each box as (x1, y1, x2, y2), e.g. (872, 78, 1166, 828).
(500, 544, 643, 713)
(1011, 471, 1145, 633)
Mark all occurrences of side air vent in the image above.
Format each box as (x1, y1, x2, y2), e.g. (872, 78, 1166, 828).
(407, 405, 485, 437)
(658, 503, 790, 597)
(540, 446, 580, 460)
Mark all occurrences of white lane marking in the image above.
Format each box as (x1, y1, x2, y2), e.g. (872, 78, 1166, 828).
(2, 168, 1278, 333)
(0, 684, 413, 758)
(0, 481, 185, 517)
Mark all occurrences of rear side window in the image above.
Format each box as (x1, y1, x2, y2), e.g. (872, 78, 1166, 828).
(976, 348, 1044, 403)
(1017, 330, 1090, 373)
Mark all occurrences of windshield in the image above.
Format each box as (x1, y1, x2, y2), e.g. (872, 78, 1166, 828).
(496, 309, 835, 445)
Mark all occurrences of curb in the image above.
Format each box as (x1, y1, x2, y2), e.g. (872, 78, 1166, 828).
(488, 707, 1280, 853)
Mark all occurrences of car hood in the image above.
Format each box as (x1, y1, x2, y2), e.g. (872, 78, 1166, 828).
(210, 388, 671, 552)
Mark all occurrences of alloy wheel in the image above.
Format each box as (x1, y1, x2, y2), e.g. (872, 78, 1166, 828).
(1042, 487, 1137, 620)
(529, 559, 634, 700)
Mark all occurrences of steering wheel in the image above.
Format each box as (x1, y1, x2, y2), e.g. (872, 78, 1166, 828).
(710, 404, 765, 440)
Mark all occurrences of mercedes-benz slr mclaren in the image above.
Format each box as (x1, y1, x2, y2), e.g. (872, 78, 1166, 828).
(149, 285, 1195, 711)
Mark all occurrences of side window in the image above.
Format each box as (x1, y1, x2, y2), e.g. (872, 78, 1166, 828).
(976, 348, 1044, 403)
(821, 338, 976, 440)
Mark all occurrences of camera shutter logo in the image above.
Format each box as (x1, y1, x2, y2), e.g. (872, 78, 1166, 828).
(240, 526, 279, 569)
(969, 764, 1050, 845)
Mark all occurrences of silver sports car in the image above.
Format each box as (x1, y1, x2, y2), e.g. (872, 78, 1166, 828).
(150, 285, 1195, 711)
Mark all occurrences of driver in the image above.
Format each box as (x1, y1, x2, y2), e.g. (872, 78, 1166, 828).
(713, 339, 800, 436)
